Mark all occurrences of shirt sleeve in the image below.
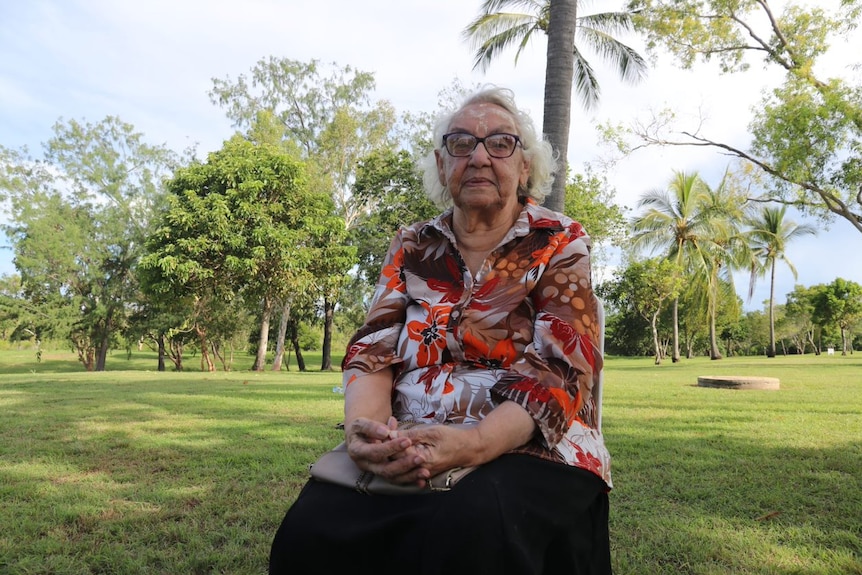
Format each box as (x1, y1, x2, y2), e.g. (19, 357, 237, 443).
(341, 230, 410, 387)
(491, 223, 604, 448)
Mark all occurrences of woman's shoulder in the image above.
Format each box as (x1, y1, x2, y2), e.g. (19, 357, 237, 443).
(524, 201, 588, 240)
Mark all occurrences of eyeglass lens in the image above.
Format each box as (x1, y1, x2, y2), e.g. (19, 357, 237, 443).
(444, 133, 519, 158)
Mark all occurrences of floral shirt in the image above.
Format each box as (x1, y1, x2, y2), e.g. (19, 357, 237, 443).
(342, 198, 611, 488)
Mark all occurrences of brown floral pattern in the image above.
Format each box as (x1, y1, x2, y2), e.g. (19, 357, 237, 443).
(342, 199, 611, 487)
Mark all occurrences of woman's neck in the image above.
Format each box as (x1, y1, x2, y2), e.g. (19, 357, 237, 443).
(451, 201, 522, 275)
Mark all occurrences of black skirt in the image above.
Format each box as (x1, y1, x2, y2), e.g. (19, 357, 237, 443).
(269, 454, 612, 575)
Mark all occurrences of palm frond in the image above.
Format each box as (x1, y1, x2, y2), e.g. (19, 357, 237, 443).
(572, 48, 601, 110)
(465, 18, 542, 72)
(577, 27, 648, 84)
(476, 0, 545, 16)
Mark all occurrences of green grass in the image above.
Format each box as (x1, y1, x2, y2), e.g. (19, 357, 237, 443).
(1, 351, 860, 574)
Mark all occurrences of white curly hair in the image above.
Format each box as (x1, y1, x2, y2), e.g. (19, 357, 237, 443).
(420, 85, 557, 209)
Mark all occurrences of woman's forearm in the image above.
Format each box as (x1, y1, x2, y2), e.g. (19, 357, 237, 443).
(343, 368, 394, 430)
(468, 400, 536, 465)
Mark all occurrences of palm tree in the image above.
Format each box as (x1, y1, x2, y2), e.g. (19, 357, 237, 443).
(696, 178, 750, 360)
(463, 0, 647, 211)
(745, 205, 817, 357)
(630, 171, 712, 362)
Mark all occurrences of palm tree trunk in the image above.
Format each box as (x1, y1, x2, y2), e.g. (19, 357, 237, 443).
(672, 297, 680, 362)
(541, 0, 577, 212)
(767, 259, 777, 357)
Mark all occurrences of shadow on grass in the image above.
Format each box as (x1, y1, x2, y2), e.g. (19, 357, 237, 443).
(605, 421, 862, 574)
(0, 376, 345, 574)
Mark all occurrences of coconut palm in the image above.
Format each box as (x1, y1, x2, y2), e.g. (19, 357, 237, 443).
(696, 177, 751, 360)
(631, 171, 712, 362)
(745, 205, 817, 357)
(463, 0, 647, 211)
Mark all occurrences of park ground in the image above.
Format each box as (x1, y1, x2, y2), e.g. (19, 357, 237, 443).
(1, 350, 860, 574)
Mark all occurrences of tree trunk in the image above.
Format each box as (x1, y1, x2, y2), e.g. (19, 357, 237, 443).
(95, 313, 113, 371)
(671, 297, 680, 362)
(291, 328, 307, 372)
(651, 311, 662, 365)
(808, 330, 820, 355)
(169, 339, 184, 371)
(95, 335, 110, 371)
(254, 296, 273, 372)
(541, 0, 577, 213)
(709, 306, 723, 360)
(195, 326, 214, 372)
(321, 296, 335, 371)
(767, 259, 777, 357)
(272, 300, 290, 371)
(157, 333, 166, 372)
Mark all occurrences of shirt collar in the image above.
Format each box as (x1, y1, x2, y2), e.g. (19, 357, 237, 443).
(421, 197, 567, 245)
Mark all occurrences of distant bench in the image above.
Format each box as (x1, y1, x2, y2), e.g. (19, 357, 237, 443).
(697, 375, 780, 390)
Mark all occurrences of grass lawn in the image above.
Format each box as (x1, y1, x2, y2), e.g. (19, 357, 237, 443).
(1, 349, 860, 574)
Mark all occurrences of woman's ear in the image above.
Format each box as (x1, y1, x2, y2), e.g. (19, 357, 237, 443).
(435, 149, 446, 186)
(519, 158, 531, 189)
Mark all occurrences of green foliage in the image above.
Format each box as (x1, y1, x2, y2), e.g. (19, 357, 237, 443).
(811, 278, 862, 354)
(463, 0, 648, 110)
(209, 58, 397, 227)
(140, 136, 347, 371)
(350, 148, 438, 287)
(628, 0, 862, 233)
(564, 168, 629, 257)
(600, 257, 684, 363)
(0, 117, 178, 370)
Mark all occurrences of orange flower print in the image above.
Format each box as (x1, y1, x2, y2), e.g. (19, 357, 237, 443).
(406, 303, 450, 366)
(463, 331, 517, 369)
(530, 231, 570, 268)
(417, 364, 454, 394)
(567, 220, 585, 239)
(548, 317, 581, 355)
(548, 387, 580, 424)
(508, 378, 551, 403)
(574, 445, 603, 476)
(381, 247, 406, 292)
(343, 341, 368, 366)
(426, 256, 463, 303)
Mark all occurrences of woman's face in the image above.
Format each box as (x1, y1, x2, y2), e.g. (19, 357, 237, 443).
(435, 102, 530, 215)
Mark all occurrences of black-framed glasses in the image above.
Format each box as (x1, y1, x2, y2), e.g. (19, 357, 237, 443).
(442, 132, 522, 158)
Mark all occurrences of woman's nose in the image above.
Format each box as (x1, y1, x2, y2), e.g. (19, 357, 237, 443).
(467, 141, 493, 166)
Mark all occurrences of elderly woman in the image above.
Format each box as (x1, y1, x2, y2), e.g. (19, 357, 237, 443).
(269, 86, 612, 575)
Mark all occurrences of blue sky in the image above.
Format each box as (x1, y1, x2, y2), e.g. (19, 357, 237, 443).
(2, 0, 860, 310)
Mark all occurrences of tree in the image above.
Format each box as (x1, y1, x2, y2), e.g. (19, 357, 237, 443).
(350, 149, 438, 288)
(698, 177, 751, 360)
(744, 205, 817, 357)
(630, 171, 711, 362)
(464, 0, 648, 211)
(0, 117, 177, 370)
(603, 257, 684, 364)
(627, 0, 862, 234)
(141, 136, 340, 371)
(563, 168, 629, 265)
(785, 284, 821, 354)
(209, 58, 393, 368)
(811, 278, 862, 355)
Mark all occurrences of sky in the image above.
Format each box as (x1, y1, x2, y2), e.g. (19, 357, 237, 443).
(1, 0, 860, 311)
